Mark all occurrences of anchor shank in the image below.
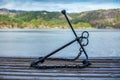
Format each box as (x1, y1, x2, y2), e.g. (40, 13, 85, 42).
(62, 10, 78, 38)
(62, 10, 89, 60)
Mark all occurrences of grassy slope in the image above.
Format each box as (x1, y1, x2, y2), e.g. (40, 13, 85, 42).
(0, 8, 120, 29)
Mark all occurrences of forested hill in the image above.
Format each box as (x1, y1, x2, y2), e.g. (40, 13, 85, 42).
(0, 8, 120, 29)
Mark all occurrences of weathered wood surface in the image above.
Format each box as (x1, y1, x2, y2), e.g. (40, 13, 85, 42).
(0, 57, 120, 80)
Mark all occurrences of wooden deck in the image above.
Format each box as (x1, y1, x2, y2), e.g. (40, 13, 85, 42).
(0, 57, 120, 80)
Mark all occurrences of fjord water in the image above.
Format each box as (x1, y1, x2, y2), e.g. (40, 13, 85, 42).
(0, 29, 120, 58)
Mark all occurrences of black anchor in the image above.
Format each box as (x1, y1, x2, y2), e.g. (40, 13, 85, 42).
(30, 10, 91, 69)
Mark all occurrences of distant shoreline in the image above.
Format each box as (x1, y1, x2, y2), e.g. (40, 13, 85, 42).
(0, 28, 119, 32)
(0, 8, 120, 29)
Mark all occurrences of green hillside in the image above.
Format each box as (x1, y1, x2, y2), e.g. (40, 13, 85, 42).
(0, 8, 120, 29)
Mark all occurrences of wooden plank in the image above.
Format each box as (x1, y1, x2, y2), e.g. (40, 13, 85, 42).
(0, 57, 120, 80)
(0, 75, 120, 80)
(0, 71, 120, 78)
(0, 63, 120, 68)
(0, 69, 120, 74)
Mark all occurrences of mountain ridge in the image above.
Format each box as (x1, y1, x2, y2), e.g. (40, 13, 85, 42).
(0, 8, 120, 29)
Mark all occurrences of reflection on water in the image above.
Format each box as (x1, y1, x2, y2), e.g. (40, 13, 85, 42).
(0, 29, 120, 58)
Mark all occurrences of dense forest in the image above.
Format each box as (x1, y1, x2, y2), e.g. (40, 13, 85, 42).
(0, 8, 120, 29)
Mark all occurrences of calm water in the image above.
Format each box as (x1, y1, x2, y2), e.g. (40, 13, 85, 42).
(0, 29, 120, 58)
